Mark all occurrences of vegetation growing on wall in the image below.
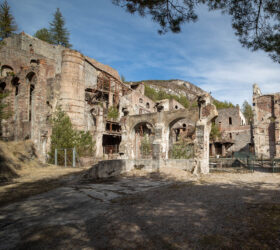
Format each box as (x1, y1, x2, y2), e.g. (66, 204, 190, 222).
(170, 137, 194, 159)
(210, 123, 221, 141)
(107, 106, 119, 121)
(0, 91, 12, 137)
(140, 134, 152, 157)
(144, 84, 191, 108)
(49, 107, 95, 165)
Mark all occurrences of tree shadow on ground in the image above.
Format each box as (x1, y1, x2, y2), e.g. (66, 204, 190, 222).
(0, 169, 88, 207)
(2, 171, 280, 250)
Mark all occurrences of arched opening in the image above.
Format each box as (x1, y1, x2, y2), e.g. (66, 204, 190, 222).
(169, 118, 195, 159)
(139, 98, 143, 103)
(146, 102, 150, 109)
(1, 65, 13, 77)
(26, 72, 36, 123)
(175, 105, 178, 109)
(229, 117, 232, 125)
(12, 77, 20, 96)
(133, 122, 154, 159)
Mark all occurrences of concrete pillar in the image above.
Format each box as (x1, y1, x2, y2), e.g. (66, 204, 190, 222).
(222, 144, 226, 157)
(211, 143, 216, 157)
(108, 92, 113, 108)
(95, 107, 104, 158)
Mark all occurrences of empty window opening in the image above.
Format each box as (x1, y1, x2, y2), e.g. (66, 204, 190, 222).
(229, 117, 232, 125)
(30, 59, 39, 66)
(1, 65, 13, 77)
(102, 134, 121, 154)
(29, 84, 35, 121)
(135, 123, 152, 136)
(146, 102, 150, 109)
(175, 105, 178, 109)
(229, 133, 232, 139)
(139, 98, 143, 103)
(0, 82, 6, 93)
(12, 77, 20, 96)
(106, 122, 121, 133)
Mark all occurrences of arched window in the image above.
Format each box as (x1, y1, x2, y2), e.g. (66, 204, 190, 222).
(26, 72, 36, 122)
(146, 102, 150, 109)
(175, 105, 178, 109)
(229, 117, 232, 125)
(12, 77, 20, 96)
(1, 65, 13, 77)
(139, 98, 143, 103)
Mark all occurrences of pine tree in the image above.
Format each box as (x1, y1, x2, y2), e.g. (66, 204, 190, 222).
(34, 28, 53, 44)
(49, 8, 71, 48)
(0, 0, 17, 40)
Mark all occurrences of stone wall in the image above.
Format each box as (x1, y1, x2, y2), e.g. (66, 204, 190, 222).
(253, 84, 280, 159)
(86, 158, 197, 179)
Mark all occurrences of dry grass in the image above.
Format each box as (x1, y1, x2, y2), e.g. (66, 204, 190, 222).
(0, 140, 89, 207)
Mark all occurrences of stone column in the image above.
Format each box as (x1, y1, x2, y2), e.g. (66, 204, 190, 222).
(95, 107, 104, 158)
(211, 143, 216, 157)
(60, 50, 85, 130)
(222, 144, 226, 157)
(195, 120, 211, 174)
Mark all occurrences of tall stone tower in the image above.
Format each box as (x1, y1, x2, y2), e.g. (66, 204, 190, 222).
(60, 50, 86, 130)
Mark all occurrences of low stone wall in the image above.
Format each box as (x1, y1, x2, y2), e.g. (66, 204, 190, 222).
(209, 158, 244, 168)
(86, 159, 198, 179)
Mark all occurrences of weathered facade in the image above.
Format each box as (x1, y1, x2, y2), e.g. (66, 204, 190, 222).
(253, 84, 280, 159)
(0, 33, 217, 173)
(210, 107, 251, 157)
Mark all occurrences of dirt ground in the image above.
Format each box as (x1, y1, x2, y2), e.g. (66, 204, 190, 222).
(1, 168, 280, 249)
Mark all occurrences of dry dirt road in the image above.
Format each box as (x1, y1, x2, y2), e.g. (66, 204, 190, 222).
(0, 169, 280, 249)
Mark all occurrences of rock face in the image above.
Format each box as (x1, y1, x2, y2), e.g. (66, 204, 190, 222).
(132, 79, 207, 101)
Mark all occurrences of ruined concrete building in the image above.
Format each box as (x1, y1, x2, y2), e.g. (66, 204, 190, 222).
(253, 84, 280, 159)
(0, 33, 218, 173)
(210, 107, 251, 157)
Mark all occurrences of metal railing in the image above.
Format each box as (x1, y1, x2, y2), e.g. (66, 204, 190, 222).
(54, 147, 78, 167)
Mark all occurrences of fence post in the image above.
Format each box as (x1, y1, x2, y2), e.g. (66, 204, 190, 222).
(64, 149, 67, 167)
(55, 148, 58, 165)
(73, 147, 76, 168)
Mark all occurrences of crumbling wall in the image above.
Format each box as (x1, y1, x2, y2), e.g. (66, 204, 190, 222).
(253, 84, 280, 159)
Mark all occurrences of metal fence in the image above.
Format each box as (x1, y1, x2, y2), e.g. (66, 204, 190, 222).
(233, 152, 280, 173)
(54, 147, 78, 167)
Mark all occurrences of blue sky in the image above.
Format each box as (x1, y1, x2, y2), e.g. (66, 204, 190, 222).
(8, 0, 280, 105)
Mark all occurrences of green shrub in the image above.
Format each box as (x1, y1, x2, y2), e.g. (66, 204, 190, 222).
(170, 138, 194, 159)
(48, 107, 95, 165)
(140, 134, 152, 157)
(107, 106, 119, 120)
(210, 123, 221, 141)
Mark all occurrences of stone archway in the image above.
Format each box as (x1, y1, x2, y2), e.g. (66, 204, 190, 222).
(133, 122, 154, 159)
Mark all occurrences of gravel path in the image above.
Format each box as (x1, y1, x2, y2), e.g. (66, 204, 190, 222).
(1, 170, 280, 249)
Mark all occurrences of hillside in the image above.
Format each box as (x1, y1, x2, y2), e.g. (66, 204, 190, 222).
(131, 79, 207, 101)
